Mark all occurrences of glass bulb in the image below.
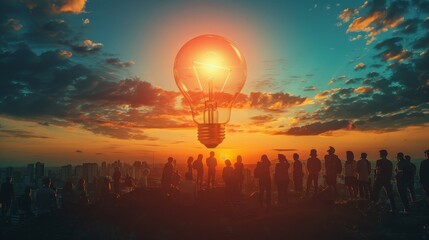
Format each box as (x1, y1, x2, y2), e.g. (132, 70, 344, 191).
(174, 34, 247, 148)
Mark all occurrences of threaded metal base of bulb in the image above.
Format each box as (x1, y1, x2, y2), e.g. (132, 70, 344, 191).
(197, 123, 225, 148)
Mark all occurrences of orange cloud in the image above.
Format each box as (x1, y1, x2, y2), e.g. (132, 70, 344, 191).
(354, 86, 373, 94)
(58, 50, 72, 58)
(58, 0, 87, 14)
(338, 8, 359, 23)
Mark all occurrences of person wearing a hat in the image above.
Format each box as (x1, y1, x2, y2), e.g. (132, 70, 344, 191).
(324, 146, 342, 195)
(371, 149, 396, 213)
(420, 149, 429, 206)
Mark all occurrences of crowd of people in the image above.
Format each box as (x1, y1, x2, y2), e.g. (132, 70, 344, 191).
(160, 147, 429, 214)
(1, 147, 429, 224)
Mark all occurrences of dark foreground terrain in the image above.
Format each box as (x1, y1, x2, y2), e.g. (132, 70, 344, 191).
(1, 188, 429, 240)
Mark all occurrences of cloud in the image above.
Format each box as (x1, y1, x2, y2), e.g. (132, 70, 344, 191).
(82, 18, 90, 25)
(72, 39, 103, 54)
(276, 120, 352, 136)
(338, 8, 359, 22)
(354, 62, 366, 70)
(0, 129, 52, 139)
(303, 86, 317, 91)
(76, 149, 82, 153)
(375, 37, 412, 62)
(58, 49, 72, 58)
(105, 58, 135, 68)
(272, 149, 298, 152)
(344, 0, 409, 45)
(234, 92, 308, 112)
(250, 114, 276, 124)
(57, 0, 87, 14)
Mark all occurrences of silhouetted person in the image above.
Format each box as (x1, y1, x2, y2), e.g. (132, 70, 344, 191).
(371, 150, 396, 213)
(395, 152, 412, 213)
(206, 151, 217, 188)
(77, 178, 89, 205)
(420, 149, 429, 206)
(0, 176, 14, 222)
(61, 181, 76, 211)
(345, 151, 358, 200)
(234, 155, 244, 194)
(356, 153, 371, 199)
(306, 149, 321, 195)
(187, 156, 194, 180)
(293, 153, 304, 192)
(223, 160, 235, 201)
(275, 154, 290, 204)
(19, 186, 34, 218)
(255, 155, 271, 207)
(324, 146, 342, 195)
(405, 155, 416, 202)
(193, 154, 204, 189)
(162, 157, 174, 192)
(179, 172, 197, 206)
(36, 178, 57, 215)
(113, 167, 122, 194)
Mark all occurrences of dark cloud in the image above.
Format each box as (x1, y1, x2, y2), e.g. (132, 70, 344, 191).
(412, 34, 429, 49)
(272, 149, 298, 152)
(374, 37, 411, 62)
(250, 115, 276, 124)
(105, 58, 135, 68)
(76, 150, 82, 153)
(398, 18, 421, 34)
(0, 129, 52, 139)
(277, 120, 352, 136)
(303, 86, 317, 91)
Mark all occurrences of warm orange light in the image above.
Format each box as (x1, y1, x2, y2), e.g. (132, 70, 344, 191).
(174, 35, 247, 148)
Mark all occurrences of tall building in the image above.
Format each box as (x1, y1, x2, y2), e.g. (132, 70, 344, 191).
(27, 164, 34, 183)
(75, 165, 83, 180)
(35, 162, 44, 178)
(60, 165, 73, 181)
(82, 163, 99, 183)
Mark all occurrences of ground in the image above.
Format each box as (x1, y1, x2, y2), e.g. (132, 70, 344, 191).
(1, 187, 429, 240)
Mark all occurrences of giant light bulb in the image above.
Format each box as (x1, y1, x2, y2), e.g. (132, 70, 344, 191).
(174, 35, 247, 148)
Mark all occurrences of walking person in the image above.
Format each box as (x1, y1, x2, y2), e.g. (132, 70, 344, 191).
(306, 149, 321, 195)
(371, 150, 396, 213)
(275, 154, 290, 204)
(356, 153, 371, 199)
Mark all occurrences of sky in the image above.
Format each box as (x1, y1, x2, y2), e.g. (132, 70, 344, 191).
(0, 0, 428, 166)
